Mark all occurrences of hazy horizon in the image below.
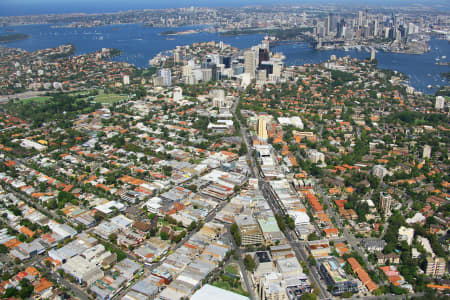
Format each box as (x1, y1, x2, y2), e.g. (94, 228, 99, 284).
(1, 0, 449, 17)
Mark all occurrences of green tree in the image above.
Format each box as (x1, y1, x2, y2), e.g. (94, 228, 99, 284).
(230, 223, 242, 246)
(3, 287, 18, 298)
(177, 231, 187, 242)
(238, 142, 248, 156)
(188, 221, 197, 231)
(18, 233, 27, 242)
(186, 184, 197, 192)
(308, 232, 320, 241)
(94, 211, 105, 222)
(341, 291, 353, 298)
(108, 233, 117, 244)
(286, 215, 295, 230)
(160, 231, 169, 240)
(301, 293, 317, 300)
(244, 254, 256, 272)
(18, 279, 34, 298)
(308, 255, 316, 266)
(0, 244, 9, 253)
(275, 214, 286, 232)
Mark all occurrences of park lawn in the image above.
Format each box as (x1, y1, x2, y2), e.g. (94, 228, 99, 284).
(94, 93, 127, 104)
(225, 263, 239, 275)
(68, 90, 89, 96)
(21, 96, 51, 104)
(212, 280, 249, 297)
(158, 219, 169, 226)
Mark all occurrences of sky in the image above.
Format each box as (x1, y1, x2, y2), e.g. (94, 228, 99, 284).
(0, 0, 448, 16)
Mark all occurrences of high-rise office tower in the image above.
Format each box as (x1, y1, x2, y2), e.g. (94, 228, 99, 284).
(358, 11, 364, 27)
(258, 48, 270, 67)
(244, 50, 256, 78)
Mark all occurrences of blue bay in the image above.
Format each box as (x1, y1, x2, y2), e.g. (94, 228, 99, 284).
(1, 23, 448, 94)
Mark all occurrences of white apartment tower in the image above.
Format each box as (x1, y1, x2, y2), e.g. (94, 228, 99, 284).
(380, 192, 392, 217)
(370, 48, 376, 61)
(435, 96, 445, 110)
(123, 75, 130, 85)
(423, 144, 431, 159)
(158, 68, 172, 86)
(173, 87, 182, 102)
(426, 257, 446, 277)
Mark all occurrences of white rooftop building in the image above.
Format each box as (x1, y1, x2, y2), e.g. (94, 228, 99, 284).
(372, 165, 391, 178)
(191, 284, 249, 300)
(110, 214, 133, 229)
(20, 139, 47, 152)
(278, 116, 304, 129)
(48, 222, 77, 239)
(61, 255, 104, 285)
(406, 212, 426, 225)
(398, 226, 414, 246)
(417, 236, 435, 258)
(95, 201, 125, 215)
(173, 86, 183, 102)
(288, 211, 310, 227)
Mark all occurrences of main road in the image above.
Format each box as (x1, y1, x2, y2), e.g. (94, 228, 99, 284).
(261, 181, 330, 299)
(232, 100, 330, 299)
(225, 224, 258, 300)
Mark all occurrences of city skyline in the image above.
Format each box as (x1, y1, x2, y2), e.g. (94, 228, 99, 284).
(1, 0, 449, 16)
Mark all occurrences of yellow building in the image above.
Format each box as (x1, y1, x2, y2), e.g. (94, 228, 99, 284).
(257, 117, 268, 141)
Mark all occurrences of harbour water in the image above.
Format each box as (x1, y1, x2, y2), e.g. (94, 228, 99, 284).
(0, 24, 264, 66)
(1, 23, 448, 94)
(274, 39, 450, 94)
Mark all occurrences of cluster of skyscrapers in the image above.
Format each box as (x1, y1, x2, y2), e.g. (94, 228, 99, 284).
(316, 10, 423, 47)
(175, 39, 284, 87)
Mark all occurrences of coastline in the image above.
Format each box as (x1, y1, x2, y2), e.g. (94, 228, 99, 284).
(0, 23, 447, 94)
(160, 29, 201, 36)
(0, 33, 30, 43)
